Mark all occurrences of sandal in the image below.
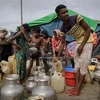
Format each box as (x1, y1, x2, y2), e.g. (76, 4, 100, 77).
(65, 88, 75, 94)
(69, 91, 82, 96)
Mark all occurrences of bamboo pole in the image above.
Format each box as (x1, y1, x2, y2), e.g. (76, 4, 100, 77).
(20, 0, 23, 24)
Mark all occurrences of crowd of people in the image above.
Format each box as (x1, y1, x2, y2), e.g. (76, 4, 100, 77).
(0, 4, 100, 96)
(0, 23, 65, 84)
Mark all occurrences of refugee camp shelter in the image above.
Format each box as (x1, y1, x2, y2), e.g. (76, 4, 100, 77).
(27, 9, 98, 42)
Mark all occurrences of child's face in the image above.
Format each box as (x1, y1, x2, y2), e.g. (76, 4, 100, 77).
(33, 31, 39, 37)
(42, 34, 46, 38)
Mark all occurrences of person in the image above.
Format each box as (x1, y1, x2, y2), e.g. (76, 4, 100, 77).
(28, 26, 42, 76)
(0, 29, 12, 80)
(96, 55, 100, 61)
(41, 30, 51, 73)
(41, 30, 51, 55)
(7, 23, 30, 84)
(0, 29, 12, 62)
(52, 29, 64, 58)
(55, 4, 94, 96)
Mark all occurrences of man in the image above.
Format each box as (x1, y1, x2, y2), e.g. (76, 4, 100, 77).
(55, 4, 94, 96)
(0, 29, 12, 61)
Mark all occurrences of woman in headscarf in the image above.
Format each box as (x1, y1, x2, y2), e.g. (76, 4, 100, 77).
(52, 29, 65, 57)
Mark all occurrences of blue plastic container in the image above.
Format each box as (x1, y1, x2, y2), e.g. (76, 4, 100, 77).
(64, 67, 74, 72)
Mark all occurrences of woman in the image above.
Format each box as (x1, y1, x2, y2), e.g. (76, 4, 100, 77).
(7, 23, 30, 84)
(52, 29, 64, 58)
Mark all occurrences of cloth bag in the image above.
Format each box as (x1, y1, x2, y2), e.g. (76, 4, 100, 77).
(8, 54, 17, 74)
(0, 60, 11, 74)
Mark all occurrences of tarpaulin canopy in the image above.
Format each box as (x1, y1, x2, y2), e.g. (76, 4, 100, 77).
(27, 9, 98, 42)
(28, 9, 98, 30)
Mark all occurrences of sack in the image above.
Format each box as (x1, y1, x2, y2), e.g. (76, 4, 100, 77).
(8, 55, 17, 74)
(0, 60, 11, 74)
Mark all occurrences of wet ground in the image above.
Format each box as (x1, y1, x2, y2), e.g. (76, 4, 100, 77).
(0, 79, 100, 100)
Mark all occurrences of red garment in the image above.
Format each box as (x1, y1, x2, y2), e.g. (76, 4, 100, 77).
(52, 36, 61, 52)
(93, 32, 98, 47)
(52, 30, 62, 52)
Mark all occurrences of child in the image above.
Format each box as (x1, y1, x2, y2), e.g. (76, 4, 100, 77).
(28, 26, 42, 76)
(41, 30, 51, 56)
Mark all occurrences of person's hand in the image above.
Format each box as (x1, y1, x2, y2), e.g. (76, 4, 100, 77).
(16, 45, 22, 50)
(53, 57, 60, 62)
(95, 55, 100, 61)
(1, 34, 5, 40)
(20, 26, 26, 34)
(7, 38, 11, 42)
(77, 44, 84, 56)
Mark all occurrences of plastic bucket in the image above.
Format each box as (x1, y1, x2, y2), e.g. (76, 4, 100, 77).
(64, 67, 76, 86)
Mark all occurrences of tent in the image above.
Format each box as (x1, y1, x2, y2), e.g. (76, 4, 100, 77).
(27, 9, 98, 42)
(17, 8, 100, 56)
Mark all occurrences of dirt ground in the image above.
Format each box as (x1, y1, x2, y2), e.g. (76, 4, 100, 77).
(0, 79, 100, 100)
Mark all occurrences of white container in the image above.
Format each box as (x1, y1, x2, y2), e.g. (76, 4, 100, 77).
(51, 71, 65, 93)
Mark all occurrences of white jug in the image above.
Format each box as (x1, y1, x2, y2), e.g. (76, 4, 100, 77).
(51, 71, 65, 93)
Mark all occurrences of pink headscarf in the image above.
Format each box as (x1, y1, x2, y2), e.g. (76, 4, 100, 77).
(53, 29, 62, 40)
(52, 29, 62, 52)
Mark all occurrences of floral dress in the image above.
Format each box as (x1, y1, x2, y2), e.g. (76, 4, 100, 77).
(16, 34, 30, 79)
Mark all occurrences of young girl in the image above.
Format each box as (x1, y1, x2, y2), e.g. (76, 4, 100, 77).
(41, 30, 51, 56)
(41, 30, 51, 73)
(7, 23, 30, 84)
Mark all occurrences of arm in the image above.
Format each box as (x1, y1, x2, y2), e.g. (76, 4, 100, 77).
(77, 19, 91, 55)
(8, 41, 21, 50)
(0, 30, 8, 39)
(80, 19, 91, 46)
(22, 32, 30, 42)
(2, 30, 8, 36)
(7, 32, 21, 49)
(52, 48, 56, 57)
(57, 36, 66, 58)
(52, 37, 56, 57)
(7, 32, 21, 41)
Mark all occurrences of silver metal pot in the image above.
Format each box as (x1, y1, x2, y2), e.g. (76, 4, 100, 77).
(26, 77, 38, 92)
(32, 76, 57, 100)
(1, 74, 24, 100)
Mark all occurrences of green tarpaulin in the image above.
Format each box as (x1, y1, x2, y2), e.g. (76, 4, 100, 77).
(28, 9, 98, 30)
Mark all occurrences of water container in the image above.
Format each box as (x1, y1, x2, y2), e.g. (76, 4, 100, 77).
(64, 67, 76, 86)
(51, 71, 65, 93)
